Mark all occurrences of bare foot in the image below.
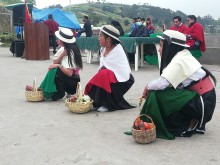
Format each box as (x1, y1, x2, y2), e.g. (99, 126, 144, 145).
(25, 85, 33, 91)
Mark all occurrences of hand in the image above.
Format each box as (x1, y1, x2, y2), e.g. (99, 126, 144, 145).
(48, 64, 60, 70)
(142, 86, 149, 99)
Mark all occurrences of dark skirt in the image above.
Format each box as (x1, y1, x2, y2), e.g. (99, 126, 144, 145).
(52, 69, 80, 101)
(164, 89, 216, 136)
(88, 74, 135, 111)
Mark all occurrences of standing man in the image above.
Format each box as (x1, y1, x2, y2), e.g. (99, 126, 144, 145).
(44, 14, 59, 54)
(169, 16, 187, 33)
(78, 15, 93, 37)
(185, 15, 206, 52)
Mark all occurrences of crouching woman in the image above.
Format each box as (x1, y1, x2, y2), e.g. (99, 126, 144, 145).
(26, 28, 83, 101)
(84, 25, 135, 112)
(140, 30, 216, 139)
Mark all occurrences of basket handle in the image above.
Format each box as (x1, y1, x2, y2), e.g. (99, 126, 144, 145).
(33, 77, 37, 92)
(134, 114, 155, 126)
(76, 82, 82, 98)
(76, 82, 79, 98)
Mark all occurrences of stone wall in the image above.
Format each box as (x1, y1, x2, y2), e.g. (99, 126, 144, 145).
(200, 33, 220, 65)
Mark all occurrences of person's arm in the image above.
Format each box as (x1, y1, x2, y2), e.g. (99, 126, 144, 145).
(53, 49, 66, 64)
(48, 64, 73, 77)
(142, 77, 170, 98)
(80, 23, 87, 33)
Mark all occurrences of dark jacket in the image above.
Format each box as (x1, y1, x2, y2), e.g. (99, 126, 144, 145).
(81, 20, 93, 37)
(129, 25, 149, 37)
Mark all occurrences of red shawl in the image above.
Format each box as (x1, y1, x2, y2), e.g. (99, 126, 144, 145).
(84, 69, 117, 95)
(169, 23, 188, 33)
(186, 22, 206, 52)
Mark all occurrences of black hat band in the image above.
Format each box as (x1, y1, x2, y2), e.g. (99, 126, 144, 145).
(162, 34, 186, 45)
(59, 30, 73, 39)
(103, 26, 119, 38)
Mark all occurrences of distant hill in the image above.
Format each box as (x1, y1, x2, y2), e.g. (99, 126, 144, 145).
(65, 2, 220, 33)
(0, 2, 219, 34)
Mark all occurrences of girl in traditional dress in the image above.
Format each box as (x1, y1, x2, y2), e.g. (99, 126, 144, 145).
(84, 25, 135, 112)
(141, 30, 216, 139)
(26, 28, 83, 101)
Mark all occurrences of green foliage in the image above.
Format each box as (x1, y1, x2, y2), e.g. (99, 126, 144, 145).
(0, 0, 22, 4)
(0, 0, 35, 5)
(0, 34, 15, 43)
(48, 4, 63, 9)
(67, 2, 220, 33)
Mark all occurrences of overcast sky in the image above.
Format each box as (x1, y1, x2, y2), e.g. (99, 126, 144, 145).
(35, 0, 220, 19)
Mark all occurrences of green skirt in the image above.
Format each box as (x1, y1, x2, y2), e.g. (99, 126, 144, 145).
(140, 88, 197, 140)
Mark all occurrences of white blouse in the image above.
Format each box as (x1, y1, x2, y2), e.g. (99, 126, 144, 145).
(53, 47, 76, 69)
(147, 68, 206, 90)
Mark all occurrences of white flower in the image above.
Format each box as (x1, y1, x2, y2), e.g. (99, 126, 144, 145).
(83, 95, 90, 102)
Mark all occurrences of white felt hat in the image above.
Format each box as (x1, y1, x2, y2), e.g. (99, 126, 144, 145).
(157, 30, 190, 47)
(100, 25, 121, 42)
(55, 28, 76, 43)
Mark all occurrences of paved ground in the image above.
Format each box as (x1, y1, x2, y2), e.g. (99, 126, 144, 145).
(0, 47, 219, 165)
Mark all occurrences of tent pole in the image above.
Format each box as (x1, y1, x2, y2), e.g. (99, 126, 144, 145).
(69, 0, 71, 12)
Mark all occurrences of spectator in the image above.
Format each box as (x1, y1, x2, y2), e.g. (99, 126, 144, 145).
(141, 18, 146, 26)
(185, 15, 206, 52)
(129, 19, 149, 37)
(146, 17, 155, 34)
(129, 18, 149, 63)
(130, 17, 137, 32)
(169, 16, 187, 33)
(44, 14, 59, 54)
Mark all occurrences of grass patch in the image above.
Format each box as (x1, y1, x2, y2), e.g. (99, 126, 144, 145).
(0, 42, 11, 47)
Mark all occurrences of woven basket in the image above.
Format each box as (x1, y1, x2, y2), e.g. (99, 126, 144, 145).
(65, 82, 93, 113)
(132, 114, 156, 144)
(25, 78, 44, 102)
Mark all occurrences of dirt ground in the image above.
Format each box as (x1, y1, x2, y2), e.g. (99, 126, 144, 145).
(0, 47, 219, 165)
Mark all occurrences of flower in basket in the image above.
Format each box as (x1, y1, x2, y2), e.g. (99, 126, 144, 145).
(82, 95, 91, 102)
(69, 94, 91, 103)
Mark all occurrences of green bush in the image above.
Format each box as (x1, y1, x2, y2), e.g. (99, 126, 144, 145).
(0, 34, 15, 43)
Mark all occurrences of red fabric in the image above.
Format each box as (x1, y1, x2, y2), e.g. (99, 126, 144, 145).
(146, 22, 155, 31)
(25, 2, 31, 23)
(189, 76, 214, 95)
(186, 22, 206, 52)
(44, 19, 59, 36)
(169, 24, 187, 33)
(84, 69, 117, 95)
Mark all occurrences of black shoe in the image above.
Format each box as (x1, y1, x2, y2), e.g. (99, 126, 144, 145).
(180, 130, 195, 137)
(195, 125, 205, 134)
